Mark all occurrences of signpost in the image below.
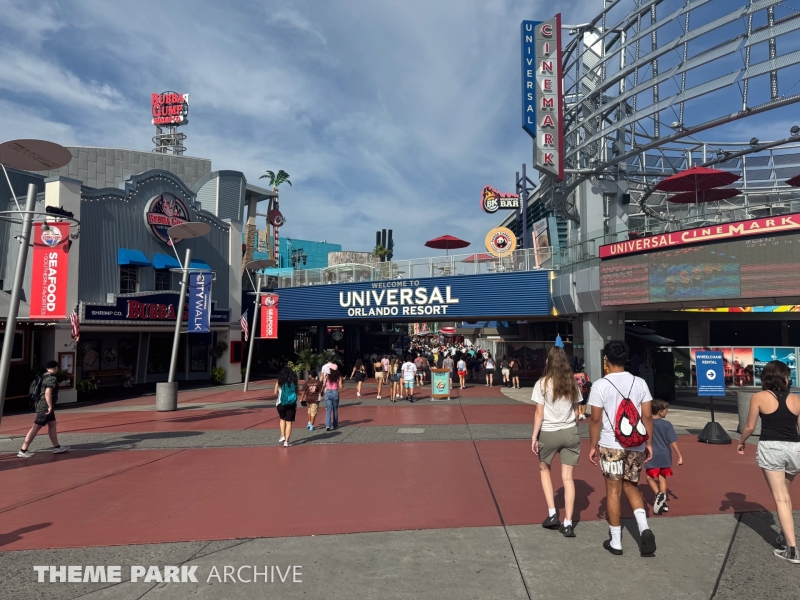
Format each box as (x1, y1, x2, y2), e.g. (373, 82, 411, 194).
(430, 368, 451, 401)
(695, 351, 732, 444)
(242, 258, 276, 392)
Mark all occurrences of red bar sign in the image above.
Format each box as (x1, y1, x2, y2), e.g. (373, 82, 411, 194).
(30, 222, 71, 320)
(260, 294, 279, 339)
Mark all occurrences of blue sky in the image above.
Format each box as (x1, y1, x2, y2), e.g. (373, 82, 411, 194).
(2, 0, 799, 259)
(0, 0, 596, 259)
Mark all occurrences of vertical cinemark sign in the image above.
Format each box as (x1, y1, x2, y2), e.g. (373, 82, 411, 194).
(30, 222, 71, 320)
(521, 15, 564, 181)
(260, 294, 279, 339)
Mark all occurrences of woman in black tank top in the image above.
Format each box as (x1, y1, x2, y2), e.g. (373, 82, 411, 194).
(737, 360, 800, 564)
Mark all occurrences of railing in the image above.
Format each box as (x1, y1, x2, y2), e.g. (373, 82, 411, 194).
(269, 248, 556, 288)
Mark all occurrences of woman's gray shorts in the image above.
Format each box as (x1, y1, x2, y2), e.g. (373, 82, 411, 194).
(538, 426, 581, 467)
(756, 441, 800, 475)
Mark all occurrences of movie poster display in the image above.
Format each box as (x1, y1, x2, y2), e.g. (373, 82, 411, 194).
(672, 346, 797, 388)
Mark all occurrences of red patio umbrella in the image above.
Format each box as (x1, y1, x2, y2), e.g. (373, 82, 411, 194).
(425, 234, 470, 256)
(461, 252, 495, 263)
(667, 188, 741, 204)
(655, 166, 740, 192)
(785, 174, 800, 187)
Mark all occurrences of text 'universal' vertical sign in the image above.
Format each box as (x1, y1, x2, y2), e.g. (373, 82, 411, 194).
(521, 15, 564, 182)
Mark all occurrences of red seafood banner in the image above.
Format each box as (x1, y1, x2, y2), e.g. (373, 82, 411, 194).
(30, 222, 71, 320)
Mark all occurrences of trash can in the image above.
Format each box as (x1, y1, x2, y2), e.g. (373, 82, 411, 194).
(736, 390, 761, 436)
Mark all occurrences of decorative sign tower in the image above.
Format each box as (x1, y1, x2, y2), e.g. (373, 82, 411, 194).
(521, 15, 564, 181)
(152, 92, 190, 155)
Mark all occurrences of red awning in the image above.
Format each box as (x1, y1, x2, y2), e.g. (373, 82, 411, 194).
(655, 166, 740, 193)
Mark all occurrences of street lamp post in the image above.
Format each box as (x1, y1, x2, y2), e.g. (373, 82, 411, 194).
(0, 185, 37, 423)
(155, 222, 211, 412)
(241, 258, 275, 392)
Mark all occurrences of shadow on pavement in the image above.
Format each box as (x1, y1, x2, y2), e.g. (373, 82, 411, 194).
(554, 479, 595, 525)
(0, 523, 51, 548)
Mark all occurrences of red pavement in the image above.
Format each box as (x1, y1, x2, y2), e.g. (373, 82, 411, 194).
(1, 436, 797, 551)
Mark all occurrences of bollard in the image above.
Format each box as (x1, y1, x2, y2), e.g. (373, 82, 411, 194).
(156, 381, 179, 412)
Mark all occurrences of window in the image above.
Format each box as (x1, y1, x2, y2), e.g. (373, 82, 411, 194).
(120, 266, 138, 294)
(154, 270, 172, 291)
(0, 332, 24, 362)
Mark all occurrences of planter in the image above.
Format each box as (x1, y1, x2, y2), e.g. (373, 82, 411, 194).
(736, 390, 761, 436)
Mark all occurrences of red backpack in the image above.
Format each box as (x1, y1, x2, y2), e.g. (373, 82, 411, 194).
(603, 378, 649, 448)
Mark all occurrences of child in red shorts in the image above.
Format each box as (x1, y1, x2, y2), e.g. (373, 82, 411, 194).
(647, 399, 684, 514)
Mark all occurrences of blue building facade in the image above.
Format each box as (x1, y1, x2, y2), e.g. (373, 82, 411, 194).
(252, 237, 342, 270)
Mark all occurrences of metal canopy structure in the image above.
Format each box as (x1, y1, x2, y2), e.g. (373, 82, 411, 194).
(545, 0, 800, 227)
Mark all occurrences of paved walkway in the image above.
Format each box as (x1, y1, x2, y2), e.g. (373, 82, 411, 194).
(0, 380, 797, 599)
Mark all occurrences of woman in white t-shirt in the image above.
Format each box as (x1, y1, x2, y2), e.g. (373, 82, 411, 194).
(531, 346, 582, 538)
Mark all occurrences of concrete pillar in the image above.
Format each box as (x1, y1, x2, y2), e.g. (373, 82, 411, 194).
(688, 319, 710, 347)
(42, 177, 82, 405)
(576, 180, 605, 244)
(582, 311, 626, 382)
(215, 327, 240, 384)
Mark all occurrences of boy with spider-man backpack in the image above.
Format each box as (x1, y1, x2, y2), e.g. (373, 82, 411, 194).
(589, 340, 657, 557)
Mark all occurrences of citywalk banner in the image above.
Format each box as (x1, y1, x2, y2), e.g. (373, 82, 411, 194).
(260, 294, 279, 339)
(30, 222, 71, 320)
(188, 272, 212, 333)
(521, 15, 564, 181)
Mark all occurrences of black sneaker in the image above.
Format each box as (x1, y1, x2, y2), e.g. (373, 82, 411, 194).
(639, 529, 657, 556)
(774, 546, 800, 564)
(326, 427, 331, 431)
(776, 532, 787, 549)
(661, 502, 669, 513)
(559, 524, 576, 538)
(653, 492, 666, 514)
(542, 515, 560, 530)
(603, 539, 623, 555)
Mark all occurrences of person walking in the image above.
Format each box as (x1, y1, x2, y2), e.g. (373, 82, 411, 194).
(531, 346, 582, 537)
(574, 366, 592, 421)
(501, 355, 511, 388)
(646, 399, 683, 515)
(457, 356, 468, 390)
(18, 361, 69, 458)
(349, 359, 367, 397)
(301, 371, 321, 431)
(484, 353, 495, 387)
(401, 355, 418, 402)
(442, 353, 455, 389)
(510, 356, 520, 389)
(273, 367, 298, 447)
(738, 360, 800, 564)
(588, 340, 656, 557)
(414, 353, 426, 387)
(324, 368, 342, 431)
(389, 357, 402, 401)
(372, 359, 386, 400)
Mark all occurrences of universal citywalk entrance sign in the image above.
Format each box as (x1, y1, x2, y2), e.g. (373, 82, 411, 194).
(521, 15, 564, 181)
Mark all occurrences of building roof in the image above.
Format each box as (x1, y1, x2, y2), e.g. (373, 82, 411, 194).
(0, 291, 30, 319)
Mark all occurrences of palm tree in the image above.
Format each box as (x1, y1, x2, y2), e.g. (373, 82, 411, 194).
(243, 170, 293, 270)
(260, 169, 292, 191)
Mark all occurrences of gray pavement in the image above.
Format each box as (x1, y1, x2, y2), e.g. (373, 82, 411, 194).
(1, 513, 797, 600)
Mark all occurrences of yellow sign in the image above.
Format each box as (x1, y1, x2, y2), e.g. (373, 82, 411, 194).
(485, 227, 517, 257)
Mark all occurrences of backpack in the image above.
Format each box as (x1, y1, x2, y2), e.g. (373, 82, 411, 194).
(29, 375, 43, 410)
(602, 377, 649, 448)
(279, 383, 297, 406)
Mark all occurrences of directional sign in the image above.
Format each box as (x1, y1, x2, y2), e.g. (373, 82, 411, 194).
(695, 351, 725, 396)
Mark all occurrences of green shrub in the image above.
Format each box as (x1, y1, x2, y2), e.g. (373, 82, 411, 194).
(210, 367, 226, 385)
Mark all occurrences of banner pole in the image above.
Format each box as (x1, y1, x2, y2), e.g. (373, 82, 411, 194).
(243, 274, 262, 392)
(167, 248, 191, 383)
(0, 184, 37, 425)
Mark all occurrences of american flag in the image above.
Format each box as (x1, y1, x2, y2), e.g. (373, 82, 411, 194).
(240, 310, 249, 342)
(69, 304, 80, 342)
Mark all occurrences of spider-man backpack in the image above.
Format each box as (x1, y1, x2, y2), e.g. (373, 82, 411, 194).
(603, 378, 649, 448)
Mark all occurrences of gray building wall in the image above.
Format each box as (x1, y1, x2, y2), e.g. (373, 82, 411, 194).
(79, 170, 231, 307)
(32, 147, 212, 190)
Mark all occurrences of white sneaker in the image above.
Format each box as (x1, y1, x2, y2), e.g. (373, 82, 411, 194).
(278, 436, 286, 443)
(17, 449, 34, 458)
(357, 392, 361, 397)
(283, 441, 291, 448)
(653, 492, 666, 514)
(52, 446, 70, 454)
(377, 396, 381, 400)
